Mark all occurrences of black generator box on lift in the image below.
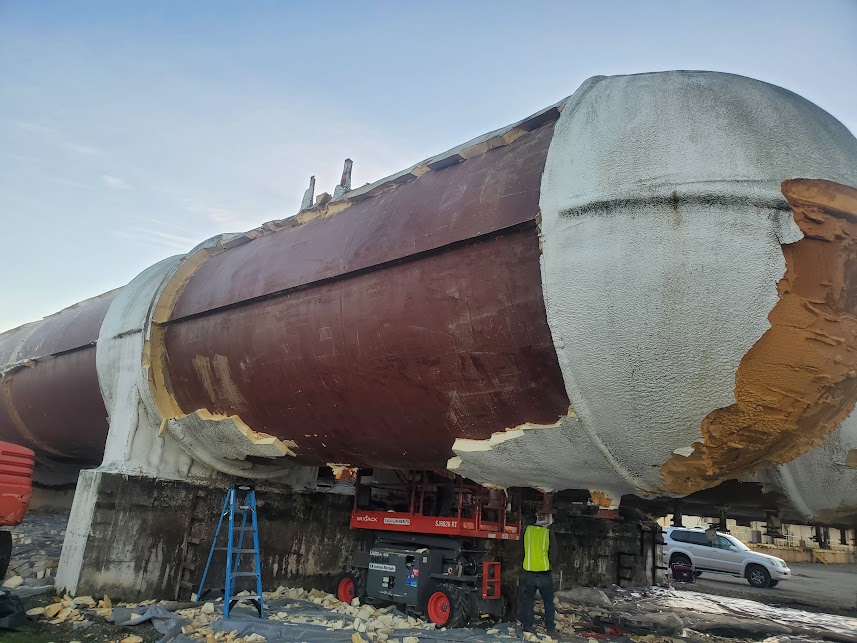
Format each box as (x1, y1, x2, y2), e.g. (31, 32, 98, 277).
(366, 543, 444, 607)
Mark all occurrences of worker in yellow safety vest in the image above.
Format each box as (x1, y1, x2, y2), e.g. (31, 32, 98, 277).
(520, 513, 558, 635)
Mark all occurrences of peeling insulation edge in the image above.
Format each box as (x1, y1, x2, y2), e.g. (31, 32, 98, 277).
(449, 416, 565, 454)
(660, 179, 857, 493)
(191, 409, 297, 456)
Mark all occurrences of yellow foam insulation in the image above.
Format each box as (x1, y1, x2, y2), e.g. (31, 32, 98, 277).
(589, 491, 615, 508)
(327, 463, 358, 480)
(661, 179, 857, 493)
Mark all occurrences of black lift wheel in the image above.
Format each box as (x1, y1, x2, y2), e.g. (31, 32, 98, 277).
(425, 582, 471, 629)
(336, 569, 367, 604)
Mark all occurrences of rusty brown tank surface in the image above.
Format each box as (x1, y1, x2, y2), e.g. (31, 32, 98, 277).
(0, 293, 116, 462)
(4, 72, 857, 527)
(153, 121, 571, 469)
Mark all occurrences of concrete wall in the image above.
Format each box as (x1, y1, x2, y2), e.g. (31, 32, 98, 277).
(549, 515, 661, 589)
(58, 472, 662, 602)
(479, 514, 662, 606)
(59, 471, 374, 601)
(745, 546, 855, 564)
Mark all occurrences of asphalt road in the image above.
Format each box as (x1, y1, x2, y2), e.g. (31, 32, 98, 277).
(678, 563, 857, 615)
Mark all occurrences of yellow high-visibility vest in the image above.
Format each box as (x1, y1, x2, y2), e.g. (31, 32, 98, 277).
(523, 525, 551, 572)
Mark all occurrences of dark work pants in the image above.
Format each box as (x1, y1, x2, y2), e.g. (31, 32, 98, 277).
(520, 570, 555, 631)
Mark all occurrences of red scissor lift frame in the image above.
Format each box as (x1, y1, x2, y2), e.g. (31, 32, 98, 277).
(350, 470, 522, 541)
(342, 471, 520, 620)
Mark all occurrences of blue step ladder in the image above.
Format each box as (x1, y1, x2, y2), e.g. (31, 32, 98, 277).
(196, 483, 264, 618)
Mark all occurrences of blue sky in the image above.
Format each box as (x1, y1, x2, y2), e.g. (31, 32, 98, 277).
(1, 0, 856, 332)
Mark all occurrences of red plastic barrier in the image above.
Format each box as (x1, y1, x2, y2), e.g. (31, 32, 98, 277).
(0, 442, 35, 527)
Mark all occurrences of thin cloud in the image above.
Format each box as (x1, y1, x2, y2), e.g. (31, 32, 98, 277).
(15, 121, 58, 135)
(183, 199, 258, 229)
(50, 177, 90, 189)
(116, 226, 197, 252)
(16, 120, 104, 157)
(63, 141, 103, 156)
(101, 174, 132, 190)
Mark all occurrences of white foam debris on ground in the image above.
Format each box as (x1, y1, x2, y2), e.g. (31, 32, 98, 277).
(24, 585, 541, 643)
(20, 581, 857, 642)
(174, 586, 445, 639)
(645, 587, 857, 638)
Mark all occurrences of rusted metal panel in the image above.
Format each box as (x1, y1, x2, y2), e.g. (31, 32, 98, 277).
(4, 292, 117, 361)
(0, 294, 115, 462)
(17, 294, 115, 358)
(0, 347, 107, 462)
(169, 124, 555, 320)
(163, 229, 569, 469)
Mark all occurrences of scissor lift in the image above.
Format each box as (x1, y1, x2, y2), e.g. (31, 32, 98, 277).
(337, 470, 520, 628)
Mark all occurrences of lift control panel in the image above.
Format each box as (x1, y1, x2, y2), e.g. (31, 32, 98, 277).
(367, 545, 443, 606)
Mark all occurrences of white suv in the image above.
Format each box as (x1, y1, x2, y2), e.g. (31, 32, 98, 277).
(663, 526, 791, 588)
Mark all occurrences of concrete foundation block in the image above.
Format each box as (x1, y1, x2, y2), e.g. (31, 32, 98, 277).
(489, 514, 663, 601)
(57, 470, 372, 601)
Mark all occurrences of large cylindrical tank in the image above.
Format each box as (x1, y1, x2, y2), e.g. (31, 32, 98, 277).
(0, 292, 116, 462)
(3, 71, 857, 517)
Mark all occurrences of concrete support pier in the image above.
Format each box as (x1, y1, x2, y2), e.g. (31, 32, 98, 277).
(57, 471, 370, 600)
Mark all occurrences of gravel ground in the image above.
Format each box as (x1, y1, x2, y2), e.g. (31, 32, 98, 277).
(676, 563, 857, 616)
(2, 511, 67, 588)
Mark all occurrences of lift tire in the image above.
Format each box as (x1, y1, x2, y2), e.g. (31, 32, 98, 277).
(425, 582, 471, 629)
(336, 569, 367, 604)
(746, 564, 771, 588)
(0, 531, 11, 580)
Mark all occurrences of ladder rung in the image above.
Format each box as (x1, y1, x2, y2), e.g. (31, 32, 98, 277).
(233, 527, 255, 531)
(231, 572, 259, 577)
(231, 594, 261, 600)
(215, 548, 257, 553)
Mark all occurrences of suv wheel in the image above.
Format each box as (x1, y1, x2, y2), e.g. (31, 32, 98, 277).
(746, 564, 771, 588)
(670, 553, 692, 568)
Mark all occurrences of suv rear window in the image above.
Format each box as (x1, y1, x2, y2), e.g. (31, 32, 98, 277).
(670, 530, 690, 542)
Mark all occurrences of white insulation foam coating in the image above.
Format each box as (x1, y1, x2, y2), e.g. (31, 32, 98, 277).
(451, 71, 857, 499)
(765, 409, 857, 523)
